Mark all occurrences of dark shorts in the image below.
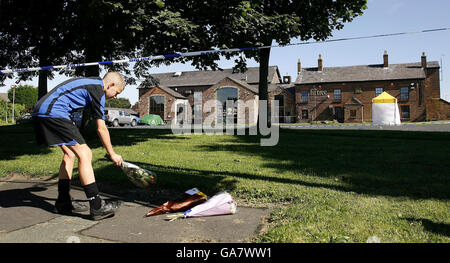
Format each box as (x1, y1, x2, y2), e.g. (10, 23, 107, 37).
(33, 117, 86, 147)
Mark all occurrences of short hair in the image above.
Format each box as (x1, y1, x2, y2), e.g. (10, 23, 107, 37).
(103, 72, 125, 92)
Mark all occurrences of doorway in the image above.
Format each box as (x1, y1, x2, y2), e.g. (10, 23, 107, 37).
(335, 107, 344, 123)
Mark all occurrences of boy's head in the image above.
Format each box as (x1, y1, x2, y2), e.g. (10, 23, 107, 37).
(103, 72, 125, 99)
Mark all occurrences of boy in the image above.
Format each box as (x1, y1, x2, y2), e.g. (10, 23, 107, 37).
(33, 72, 125, 220)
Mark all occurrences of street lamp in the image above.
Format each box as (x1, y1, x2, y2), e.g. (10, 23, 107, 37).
(11, 85, 16, 123)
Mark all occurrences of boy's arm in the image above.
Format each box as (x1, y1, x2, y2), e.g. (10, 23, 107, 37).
(96, 119, 123, 166)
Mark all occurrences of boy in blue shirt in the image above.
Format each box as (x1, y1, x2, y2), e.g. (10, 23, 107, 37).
(33, 72, 125, 220)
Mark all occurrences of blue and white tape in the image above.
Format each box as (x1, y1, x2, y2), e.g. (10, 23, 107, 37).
(1, 27, 448, 75)
(0, 47, 260, 75)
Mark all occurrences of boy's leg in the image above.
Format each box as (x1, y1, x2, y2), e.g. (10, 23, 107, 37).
(65, 143, 95, 186)
(59, 144, 76, 180)
(55, 145, 88, 213)
(65, 144, 100, 208)
(66, 143, 121, 220)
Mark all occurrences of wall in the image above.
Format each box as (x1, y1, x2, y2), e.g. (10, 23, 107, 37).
(202, 78, 258, 125)
(138, 87, 176, 122)
(295, 79, 428, 123)
(268, 88, 296, 123)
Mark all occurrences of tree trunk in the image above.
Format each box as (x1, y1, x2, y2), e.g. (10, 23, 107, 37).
(38, 70, 48, 100)
(80, 44, 101, 133)
(258, 47, 270, 101)
(257, 42, 271, 130)
(84, 46, 101, 77)
(37, 49, 48, 99)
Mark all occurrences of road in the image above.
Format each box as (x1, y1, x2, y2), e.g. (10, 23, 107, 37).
(111, 122, 450, 132)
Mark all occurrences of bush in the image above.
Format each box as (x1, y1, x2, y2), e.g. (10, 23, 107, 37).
(0, 100, 26, 123)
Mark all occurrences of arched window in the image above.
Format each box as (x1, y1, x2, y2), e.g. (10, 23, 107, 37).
(217, 87, 238, 123)
(149, 95, 165, 119)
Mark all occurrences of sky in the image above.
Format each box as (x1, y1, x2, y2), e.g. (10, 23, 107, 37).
(1, 0, 449, 104)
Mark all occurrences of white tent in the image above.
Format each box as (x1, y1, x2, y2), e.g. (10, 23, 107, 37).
(372, 92, 401, 125)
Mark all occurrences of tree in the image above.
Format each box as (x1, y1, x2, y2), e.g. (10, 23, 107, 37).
(105, 98, 131, 108)
(0, 1, 202, 90)
(0, 0, 78, 99)
(166, 0, 368, 125)
(0, 100, 26, 122)
(217, 0, 367, 100)
(7, 85, 38, 111)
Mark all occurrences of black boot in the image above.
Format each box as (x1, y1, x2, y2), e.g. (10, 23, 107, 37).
(55, 198, 89, 214)
(90, 199, 122, 221)
(55, 179, 88, 214)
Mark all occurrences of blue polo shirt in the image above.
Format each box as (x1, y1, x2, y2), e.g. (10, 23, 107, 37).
(33, 77, 106, 121)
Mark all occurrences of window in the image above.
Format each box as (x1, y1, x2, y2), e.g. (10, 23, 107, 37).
(354, 87, 362, 94)
(401, 105, 410, 119)
(302, 110, 308, 119)
(274, 94, 285, 122)
(301, 90, 308, 103)
(350, 110, 356, 118)
(375, 88, 383, 97)
(217, 87, 238, 123)
(150, 95, 165, 118)
(334, 89, 341, 101)
(193, 92, 202, 119)
(400, 87, 409, 100)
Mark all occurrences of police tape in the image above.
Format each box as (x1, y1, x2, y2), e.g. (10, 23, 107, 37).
(1, 27, 449, 75)
(0, 47, 261, 75)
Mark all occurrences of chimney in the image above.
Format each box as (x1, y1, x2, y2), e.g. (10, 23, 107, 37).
(383, 50, 388, 68)
(297, 59, 302, 73)
(318, 54, 323, 71)
(421, 52, 427, 69)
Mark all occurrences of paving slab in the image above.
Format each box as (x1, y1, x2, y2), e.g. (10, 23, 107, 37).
(0, 179, 87, 233)
(0, 178, 271, 243)
(82, 204, 269, 243)
(0, 215, 111, 243)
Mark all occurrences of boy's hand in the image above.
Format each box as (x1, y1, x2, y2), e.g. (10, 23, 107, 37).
(109, 153, 123, 167)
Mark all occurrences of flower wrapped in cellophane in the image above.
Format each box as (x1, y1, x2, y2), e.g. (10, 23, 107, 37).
(146, 188, 207, 217)
(121, 161, 156, 188)
(166, 192, 237, 221)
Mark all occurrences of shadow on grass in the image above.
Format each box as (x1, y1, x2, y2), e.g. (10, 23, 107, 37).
(3, 124, 450, 202)
(197, 128, 450, 200)
(88, 160, 242, 206)
(90, 128, 450, 202)
(0, 124, 53, 161)
(87, 159, 366, 207)
(0, 124, 182, 161)
(405, 218, 450, 237)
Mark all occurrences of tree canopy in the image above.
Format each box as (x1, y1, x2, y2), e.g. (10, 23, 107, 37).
(1, 0, 367, 110)
(105, 98, 131, 109)
(7, 85, 38, 111)
(0, 0, 202, 96)
(184, 0, 368, 101)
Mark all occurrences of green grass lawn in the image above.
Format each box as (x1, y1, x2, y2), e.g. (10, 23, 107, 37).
(1, 123, 449, 243)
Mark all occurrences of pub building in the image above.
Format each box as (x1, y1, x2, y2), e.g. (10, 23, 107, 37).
(295, 52, 449, 123)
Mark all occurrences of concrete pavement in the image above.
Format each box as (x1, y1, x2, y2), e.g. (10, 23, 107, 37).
(0, 177, 270, 243)
(280, 122, 450, 132)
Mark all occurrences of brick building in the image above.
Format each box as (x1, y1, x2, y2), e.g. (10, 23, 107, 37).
(295, 52, 450, 123)
(137, 66, 295, 124)
(137, 52, 449, 124)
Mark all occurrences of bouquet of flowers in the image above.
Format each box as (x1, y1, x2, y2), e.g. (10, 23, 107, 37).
(146, 188, 207, 217)
(121, 161, 156, 188)
(166, 192, 237, 221)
